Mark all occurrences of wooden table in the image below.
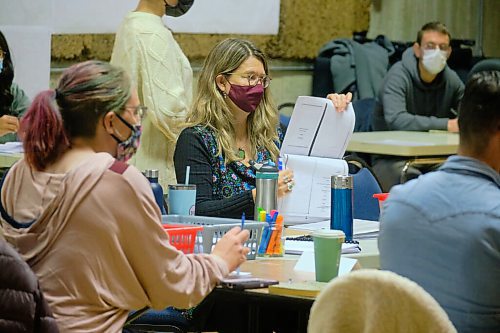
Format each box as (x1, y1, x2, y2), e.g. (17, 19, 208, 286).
(191, 256, 314, 333)
(347, 131, 459, 157)
(0, 153, 22, 168)
(191, 239, 379, 332)
(347, 131, 458, 183)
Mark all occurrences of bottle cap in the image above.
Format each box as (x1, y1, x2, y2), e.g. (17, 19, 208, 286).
(256, 164, 279, 179)
(143, 169, 159, 178)
(331, 175, 353, 189)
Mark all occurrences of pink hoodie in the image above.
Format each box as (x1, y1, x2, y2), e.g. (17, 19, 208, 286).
(1, 153, 228, 332)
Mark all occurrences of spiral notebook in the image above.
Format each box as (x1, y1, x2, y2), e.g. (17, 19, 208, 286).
(284, 236, 361, 255)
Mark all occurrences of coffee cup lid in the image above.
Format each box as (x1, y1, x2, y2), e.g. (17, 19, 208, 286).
(312, 229, 345, 239)
(168, 184, 196, 190)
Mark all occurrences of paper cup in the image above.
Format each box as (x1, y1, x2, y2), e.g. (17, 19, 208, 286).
(312, 229, 345, 282)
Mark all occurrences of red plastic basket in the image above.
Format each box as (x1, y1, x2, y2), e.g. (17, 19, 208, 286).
(163, 224, 204, 254)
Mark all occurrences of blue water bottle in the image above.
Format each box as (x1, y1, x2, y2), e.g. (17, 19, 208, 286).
(144, 169, 167, 214)
(331, 175, 354, 241)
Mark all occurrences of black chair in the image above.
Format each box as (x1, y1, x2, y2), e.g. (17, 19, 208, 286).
(447, 39, 475, 83)
(278, 102, 295, 134)
(467, 58, 500, 81)
(349, 98, 377, 166)
(345, 155, 383, 221)
(352, 98, 376, 132)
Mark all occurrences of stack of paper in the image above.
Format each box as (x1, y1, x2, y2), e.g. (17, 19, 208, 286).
(288, 219, 379, 240)
(278, 96, 356, 223)
(285, 237, 361, 255)
(0, 142, 23, 154)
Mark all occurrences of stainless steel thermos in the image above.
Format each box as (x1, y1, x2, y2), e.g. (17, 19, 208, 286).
(331, 175, 354, 241)
(254, 164, 279, 219)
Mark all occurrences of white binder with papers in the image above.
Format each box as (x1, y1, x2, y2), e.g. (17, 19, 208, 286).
(279, 96, 355, 224)
(280, 96, 355, 159)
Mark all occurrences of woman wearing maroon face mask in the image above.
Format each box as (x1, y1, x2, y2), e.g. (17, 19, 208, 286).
(174, 38, 351, 219)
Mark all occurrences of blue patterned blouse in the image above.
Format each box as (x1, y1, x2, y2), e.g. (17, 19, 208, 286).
(174, 125, 282, 219)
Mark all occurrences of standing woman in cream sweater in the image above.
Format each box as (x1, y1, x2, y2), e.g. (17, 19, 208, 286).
(111, 0, 194, 189)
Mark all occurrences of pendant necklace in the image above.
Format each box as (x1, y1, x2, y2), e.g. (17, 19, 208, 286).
(238, 148, 246, 159)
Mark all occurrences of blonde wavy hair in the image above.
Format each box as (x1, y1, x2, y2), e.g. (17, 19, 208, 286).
(186, 38, 279, 163)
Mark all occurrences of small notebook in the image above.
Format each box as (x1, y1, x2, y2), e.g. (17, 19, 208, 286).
(284, 235, 361, 255)
(268, 281, 328, 298)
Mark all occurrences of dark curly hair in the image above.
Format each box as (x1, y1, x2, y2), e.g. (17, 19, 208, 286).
(0, 31, 14, 117)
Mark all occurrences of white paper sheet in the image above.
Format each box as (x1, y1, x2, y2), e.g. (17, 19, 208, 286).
(281, 96, 355, 159)
(165, 0, 280, 35)
(311, 102, 355, 158)
(0, 0, 280, 35)
(294, 250, 358, 277)
(0, 1, 54, 27)
(0, 26, 51, 100)
(280, 97, 327, 156)
(0, 142, 23, 154)
(288, 219, 380, 239)
(278, 154, 348, 221)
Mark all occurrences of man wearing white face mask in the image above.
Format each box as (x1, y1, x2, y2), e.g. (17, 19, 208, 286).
(372, 22, 464, 191)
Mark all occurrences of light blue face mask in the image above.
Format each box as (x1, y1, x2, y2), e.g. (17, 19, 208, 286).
(0, 58, 3, 74)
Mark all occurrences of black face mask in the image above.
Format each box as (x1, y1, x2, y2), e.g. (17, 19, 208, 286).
(165, 0, 194, 17)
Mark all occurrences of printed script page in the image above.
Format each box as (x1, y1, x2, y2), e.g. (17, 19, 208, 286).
(278, 154, 348, 223)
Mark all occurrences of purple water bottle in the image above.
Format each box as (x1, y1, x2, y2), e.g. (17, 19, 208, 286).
(331, 175, 354, 241)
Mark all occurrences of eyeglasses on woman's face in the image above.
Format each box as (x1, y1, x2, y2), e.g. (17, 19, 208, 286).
(226, 72, 271, 88)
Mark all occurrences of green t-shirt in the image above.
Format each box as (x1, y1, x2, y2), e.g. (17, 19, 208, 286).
(0, 82, 30, 144)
